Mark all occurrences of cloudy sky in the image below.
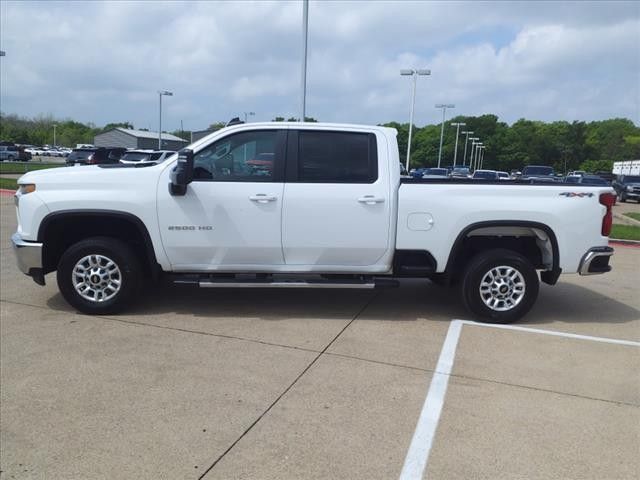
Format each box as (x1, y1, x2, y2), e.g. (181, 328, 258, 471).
(0, 1, 638, 131)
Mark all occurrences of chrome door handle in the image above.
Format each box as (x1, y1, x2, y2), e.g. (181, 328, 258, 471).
(357, 195, 385, 205)
(249, 194, 277, 203)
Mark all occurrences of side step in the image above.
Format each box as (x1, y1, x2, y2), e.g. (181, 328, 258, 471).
(172, 274, 399, 289)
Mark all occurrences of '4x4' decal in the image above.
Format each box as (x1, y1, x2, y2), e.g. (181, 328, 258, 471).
(559, 192, 594, 198)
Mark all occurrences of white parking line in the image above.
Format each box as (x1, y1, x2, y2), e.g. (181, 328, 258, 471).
(399, 319, 640, 480)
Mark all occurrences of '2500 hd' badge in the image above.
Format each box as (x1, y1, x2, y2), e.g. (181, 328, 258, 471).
(559, 192, 594, 198)
(168, 225, 213, 231)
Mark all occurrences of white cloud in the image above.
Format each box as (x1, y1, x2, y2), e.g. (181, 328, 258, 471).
(0, 0, 638, 130)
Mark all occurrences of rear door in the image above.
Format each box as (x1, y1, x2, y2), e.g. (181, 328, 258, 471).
(281, 129, 391, 268)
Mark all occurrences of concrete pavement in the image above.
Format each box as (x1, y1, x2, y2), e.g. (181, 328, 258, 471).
(1, 195, 638, 479)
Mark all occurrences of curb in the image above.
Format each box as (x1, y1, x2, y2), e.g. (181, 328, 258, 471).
(613, 212, 640, 227)
(610, 239, 640, 248)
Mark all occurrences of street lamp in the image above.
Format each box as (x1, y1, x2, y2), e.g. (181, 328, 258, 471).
(472, 142, 483, 171)
(244, 112, 255, 123)
(301, 0, 309, 121)
(53, 124, 57, 147)
(451, 122, 466, 167)
(470, 140, 481, 171)
(401, 68, 431, 171)
(435, 104, 454, 168)
(461, 131, 474, 166)
(479, 146, 486, 169)
(158, 90, 173, 149)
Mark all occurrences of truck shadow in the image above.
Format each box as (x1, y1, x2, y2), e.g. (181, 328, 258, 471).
(45, 279, 639, 326)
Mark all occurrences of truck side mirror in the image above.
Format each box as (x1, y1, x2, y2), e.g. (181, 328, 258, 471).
(169, 148, 194, 196)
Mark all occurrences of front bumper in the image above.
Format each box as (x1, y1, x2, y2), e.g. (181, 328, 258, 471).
(11, 232, 45, 285)
(578, 246, 614, 276)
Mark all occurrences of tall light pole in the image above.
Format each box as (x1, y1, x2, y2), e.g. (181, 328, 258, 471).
(462, 131, 474, 166)
(244, 111, 255, 122)
(473, 142, 483, 171)
(451, 122, 466, 167)
(479, 146, 486, 169)
(53, 124, 57, 147)
(158, 90, 173, 149)
(435, 104, 454, 168)
(400, 69, 431, 171)
(300, 0, 309, 121)
(470, 140, 481, 171)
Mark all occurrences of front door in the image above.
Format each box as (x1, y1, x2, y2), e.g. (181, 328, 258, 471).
(157, 128, 286, 270)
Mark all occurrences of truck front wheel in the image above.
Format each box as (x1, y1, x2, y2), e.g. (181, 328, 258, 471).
(57, 237, 142, 315)
(461, 249, 539, 324)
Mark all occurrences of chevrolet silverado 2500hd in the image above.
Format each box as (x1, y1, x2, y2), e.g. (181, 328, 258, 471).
(11, 123, 616, 323)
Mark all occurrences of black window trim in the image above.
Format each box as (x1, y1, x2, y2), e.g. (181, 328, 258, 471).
(191, 129, 287, 183)
(286, 129, 379, 184)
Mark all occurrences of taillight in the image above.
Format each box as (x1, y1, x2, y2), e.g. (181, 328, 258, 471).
(599, 193, 616, 236)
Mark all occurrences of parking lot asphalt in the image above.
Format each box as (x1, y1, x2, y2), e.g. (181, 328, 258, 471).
(1, 195, 639, 479)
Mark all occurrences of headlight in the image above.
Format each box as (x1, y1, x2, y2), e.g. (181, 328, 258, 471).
(627, 186, 634, 192)
(18, 184, 36, 195)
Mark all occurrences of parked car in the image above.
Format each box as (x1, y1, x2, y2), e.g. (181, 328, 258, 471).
(12, 122, 615, 324)
(565, 175, 609, 186)
(119, 150, 175, 166)
(67, 147, 127, 166)
(521, 165, 557, 181)
(612, 175, 640, 202)
(450, 166, 470, 178)
(497, 171, 510, 180)
(422, 167, 449, 179)
(472, 169, 499, 180)
(0, 144, 31, 162)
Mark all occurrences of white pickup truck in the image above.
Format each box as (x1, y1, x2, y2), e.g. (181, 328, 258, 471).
(11, 122, 616, 323)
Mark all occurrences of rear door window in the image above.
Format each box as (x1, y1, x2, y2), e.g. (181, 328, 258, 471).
(296, 131, 377, 183)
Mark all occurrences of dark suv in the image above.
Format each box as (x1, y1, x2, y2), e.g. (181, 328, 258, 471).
(66, 147, 127, 166)
(612, 175, 640, 203)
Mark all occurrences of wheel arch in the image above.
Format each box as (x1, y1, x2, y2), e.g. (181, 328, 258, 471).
(444, 220, 561, 285)
(38, 209, 160, 278)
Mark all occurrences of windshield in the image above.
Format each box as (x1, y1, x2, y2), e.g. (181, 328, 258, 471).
(423, 168, 448, 176)
(523, 166, 554, 176)
(473, 171, 497, 179)
(68, 150, 94, 160)
(121, 152, 152, 162)
(498, 172, 509, 178)
(624, 176, 640, 183)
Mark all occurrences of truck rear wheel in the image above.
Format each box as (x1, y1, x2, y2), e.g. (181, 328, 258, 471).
(57, 237, 142, 315)
(461, 249, 539, 324)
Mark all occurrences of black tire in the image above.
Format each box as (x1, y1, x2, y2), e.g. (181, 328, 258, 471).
(57, 236, 142, 315)
(460, 248, 539, 324)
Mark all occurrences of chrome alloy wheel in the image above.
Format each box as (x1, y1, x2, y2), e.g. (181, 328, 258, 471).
(72, 254, 122, 303)
(479, 265, 526, 312)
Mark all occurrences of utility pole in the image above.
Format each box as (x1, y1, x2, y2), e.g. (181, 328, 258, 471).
(300, 0, 309, 121)
(435, 104, 455, 168)
(400, 69, 430, 171)
(451, 122, 466, 167)
(462, 131, 474, 166)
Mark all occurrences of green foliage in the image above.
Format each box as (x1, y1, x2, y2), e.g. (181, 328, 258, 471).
(623, 212, 640, 222)
(1, 112, 637, 172)
(0, 162, 63, 174)
(579, 159, 613, 173)
(610, 224, 640, 241)
(0, 177, 18, 190)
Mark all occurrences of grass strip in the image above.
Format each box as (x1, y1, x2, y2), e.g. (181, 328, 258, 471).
(0, 177, 18, 190)
(623, 212, 640, 222)
(610, 224, 640, 241)
(0, 162, 64, 174)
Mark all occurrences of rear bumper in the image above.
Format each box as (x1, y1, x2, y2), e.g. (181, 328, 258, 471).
(11, 232, 45, 285)
(578, 246, 614, 276)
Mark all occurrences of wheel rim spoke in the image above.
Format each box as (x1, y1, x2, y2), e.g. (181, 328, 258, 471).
(72, 254, 122, 303)
(478, 264, 526, 312)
